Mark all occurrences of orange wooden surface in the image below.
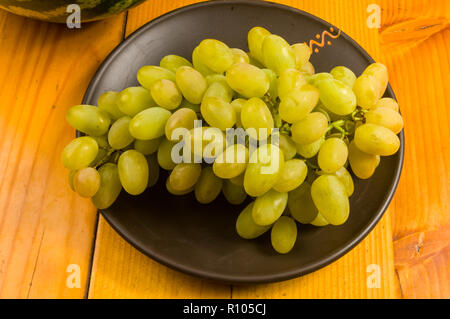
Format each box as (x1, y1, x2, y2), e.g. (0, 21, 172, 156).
(0, 0, 448, 299)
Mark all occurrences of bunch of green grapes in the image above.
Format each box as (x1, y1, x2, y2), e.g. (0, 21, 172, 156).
(61, 26, 403, 255)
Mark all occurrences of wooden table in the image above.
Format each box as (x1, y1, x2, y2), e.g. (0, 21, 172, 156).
(0, 0, 448, 299)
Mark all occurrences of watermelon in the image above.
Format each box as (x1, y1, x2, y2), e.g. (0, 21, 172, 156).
(0, 0, 147, 23)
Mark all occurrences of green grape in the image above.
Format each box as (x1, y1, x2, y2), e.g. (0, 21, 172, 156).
(277, 134, 297, 160)
(97, 91, 126, 120)
(118, 150, 149, 195)
(192, 46, 216, 76)
(236, 202, 271, 239)
(279, 84, 319, 123)
(317, 79, 357, 115)
(66, 105, 111, 136)
(177, 99, 200, 113)
(352, 74, 382, 109)
(205, 74, 227, 86)
(300, 61, 315, 76)
(247, 26, 271, 63)
(244, 144, 285, 197)
(262, 68, 278, 101)
(273, 159, 307, 192)
(348, 141, 380, 179)
(150, 79, 182, 110)
(91, 163, 122, 209)
(291, 112, 328, 145)
(231, 48, 249, 64)
(248, 54, 265, 68)
(61, 136, 98, 170)
(240, 97, 274, 140)
(295, 135, 325, 158)
(330, 66, 356, 88)
(188, 126, 225, 160)
(107, 116, 134, 150)
(271, 216, 297, 254)
(225, 62, 269, 98)
(291, 43, 311, 69)
(166, 177, 193, 195)
(222, 180, 247, 205)
(277, 68, 307, 100)
(354, 123, 400, 156)
(363, 63, 388, 97)
(117, 86, 156, 116)
(128, 107, 172, 140)
(288, 182, 318, 224)
(333, 166, 354, 196)
(307, 72, 333, 87)
(165, 108, 197, 142)
(134, 137, 162, 155)
(137, 65, 176, 90)
(213, 144, 249, 179)
(230, 173, 244, 186)
(89, 134, 109, 166)
(252, 189, 288, 226)
(200, 97, 236, 131)
(365, 106, 403, 134)
(175, 66, 208, 104)
(160, 54, 193, 73)
(197, 39, 234, 73)
(373, 97, 399, 112)
(203, 80, 234, 103)
(68, 170, 76, 191)
(194, 166, 223, 204)
(157, 138, 177, 170)
(169, 163, 202, 191)
(312, 104, 332, 122)
(311, 175, 349, 225)
(261, 34, 296, 75)
(230, 98, 246, 127)
(73, 167, 101, 198)
(146, 154, 160, 188)
(318, 137, 348, 173)
(310, 213, 329, 226)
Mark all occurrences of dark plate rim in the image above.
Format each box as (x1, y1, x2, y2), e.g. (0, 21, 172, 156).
(82, 0, 405, 284)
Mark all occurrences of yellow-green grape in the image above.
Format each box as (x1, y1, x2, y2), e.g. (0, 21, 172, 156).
(262, 34, 296, 75)
(330, 66, 356, 88)
(177, 99, 200, 113)
(89, 134, 109, 166)
(230, 173, 244, 186)
(165, 108, 197, 142)
(311, 175, 349, 226)
(363, 63, 388, 97)
(205, 74, 227, 86)
(61, 136, 98, 170)
(373, 97, 399, 112)
(317, 79, 357, 115)
(129, 107, 172, 140)
(310, 213, 329, 226)
(318, 137, 348, 173)
(150, 79, 182, 110)
(188, 126, 225, 160)
(134, 137, 162, 155)
(192, 46, 216, 77)
(160, 54, 193, 73)
(248, 54, 265, 68)
(108, 116, 134, 150)
(68, 170, 76, 191)
(271, 216, 297, 254)
(225, 62, 269, 98)
(118, 150, 149, 195)
(240, 97, 274, 140)
(73, 167, 101, 198)
(137, 65, 176, 90)
(175, 66, 208, 104)
(291, 112, 328, 145)
(203, 80, 234, 103)
(166, 177, 193, 195)
(231, 98, 246, 127)
(66, 105, 111, 136)
(307, 72, 333, 87)
(169, 163, 201, 191)
(231, 48, 250, 64)
(157, 138, 177, 170)
(348, 141, 380, 179)
(288, 182, 318, 224)
(262, 68, 278, 101)
(291, 43, 311, 69)
(252, 189, 288, 226)
(365, 106, 404, 134)
(273, 159, 308, 192)
(213, 144, 249, 179)
(194, 166, 223, 204)
(91, 163, 122, 209)
(146, 154, 160, 188)
(313, 104, 333, 122)
(277, 68, 307, 100)
(277, 134, 297, 160)
(197, 39, 234, 73)
(222, 180, 247, 205)
(295, 135, 325, 158)
(200, 97, 236, 131)
(247, 26, 271, 63)
(300, 61, 315, 76)
(244, 144, 285, 197)
(352, 74, 382, 109)
(354, 123, 400, 156)
(117, 86, 156, 116)
(333, 166, 354, 196)
(236, 202, 271, 239)
(97, 91, 126, 120)
(279, 84, 319, 123)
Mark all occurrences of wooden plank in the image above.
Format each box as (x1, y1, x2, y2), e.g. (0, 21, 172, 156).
(0, 11, 126, 298)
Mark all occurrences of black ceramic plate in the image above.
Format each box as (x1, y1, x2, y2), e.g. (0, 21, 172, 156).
(82, 0, 404, 284)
